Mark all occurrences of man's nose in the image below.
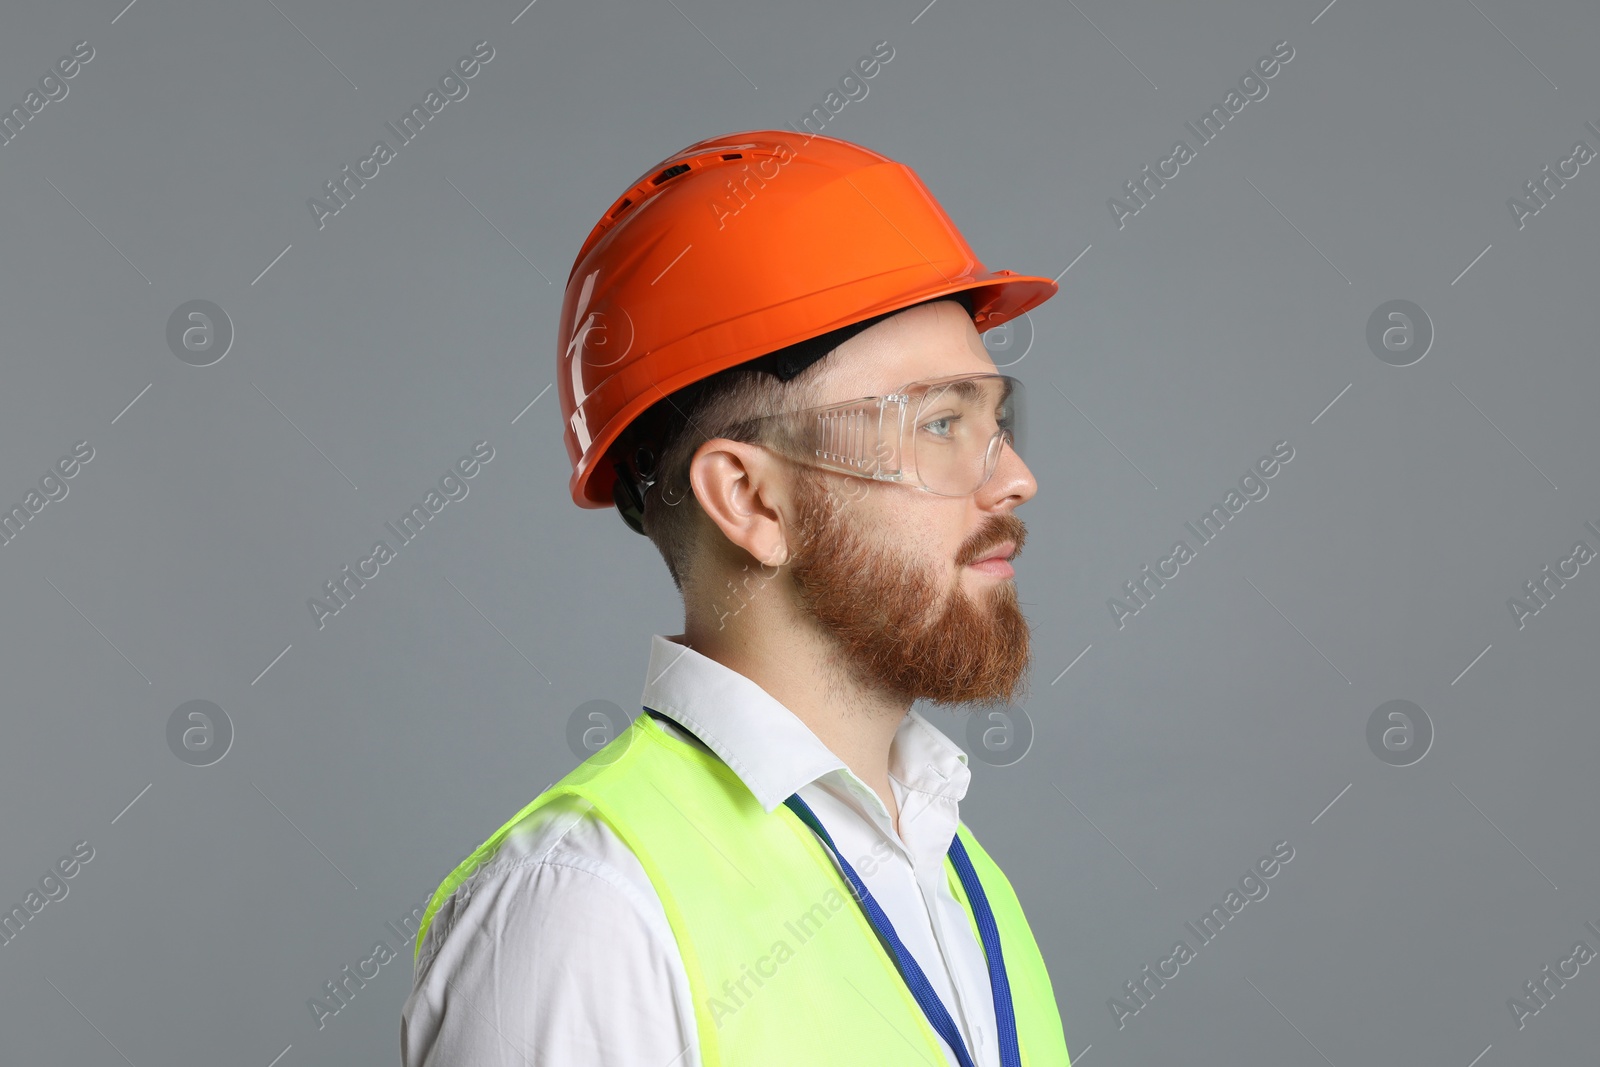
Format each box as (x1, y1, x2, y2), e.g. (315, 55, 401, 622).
(979, 433, 1037, 508)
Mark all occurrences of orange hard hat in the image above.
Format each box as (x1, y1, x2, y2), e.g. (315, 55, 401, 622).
(557, 129, 1059, 514)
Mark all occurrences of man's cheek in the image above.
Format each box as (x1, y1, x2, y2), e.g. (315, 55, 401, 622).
(836, 479, 871, 507)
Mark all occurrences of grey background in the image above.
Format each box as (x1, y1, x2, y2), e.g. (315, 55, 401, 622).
(0, 0, 1595, 1063)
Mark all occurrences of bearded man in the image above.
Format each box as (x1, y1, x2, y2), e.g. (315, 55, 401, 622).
(402, 130, 1072, 1067)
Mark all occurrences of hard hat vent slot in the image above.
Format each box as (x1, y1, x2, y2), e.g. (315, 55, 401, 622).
(721, 153, 742, 160)
(651, 163, 692, 185)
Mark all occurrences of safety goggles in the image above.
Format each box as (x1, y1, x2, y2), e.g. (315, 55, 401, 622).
(744, 372, 1026, 497)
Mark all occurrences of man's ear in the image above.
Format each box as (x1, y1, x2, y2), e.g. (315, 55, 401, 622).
(688, 438, 792, 568)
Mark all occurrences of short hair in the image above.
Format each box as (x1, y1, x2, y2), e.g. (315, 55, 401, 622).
(609, 291, 976, 592)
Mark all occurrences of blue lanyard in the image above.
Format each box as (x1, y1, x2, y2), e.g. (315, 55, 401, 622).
(782, 792, 1022, 1067)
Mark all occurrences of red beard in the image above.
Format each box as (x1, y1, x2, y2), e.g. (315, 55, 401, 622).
(784, 467, 1033, 708)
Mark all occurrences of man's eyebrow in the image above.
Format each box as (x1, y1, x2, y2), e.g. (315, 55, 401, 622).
(943, 377, 1012, 406)
(931, 378, 983, 402)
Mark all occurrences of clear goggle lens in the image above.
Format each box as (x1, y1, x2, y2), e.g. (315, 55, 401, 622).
(802, 374, 1024, 497)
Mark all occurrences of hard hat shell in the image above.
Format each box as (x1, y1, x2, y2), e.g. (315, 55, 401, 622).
(557, 129, 1059, 510)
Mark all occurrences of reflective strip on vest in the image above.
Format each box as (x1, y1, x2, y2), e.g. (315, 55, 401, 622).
(416, 713, 1072, 1066)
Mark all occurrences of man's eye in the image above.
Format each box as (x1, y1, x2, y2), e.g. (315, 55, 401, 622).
(922, 414, 959, 437)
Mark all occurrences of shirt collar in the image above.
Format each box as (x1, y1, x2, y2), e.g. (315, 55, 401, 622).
(637, 633, 971, 813)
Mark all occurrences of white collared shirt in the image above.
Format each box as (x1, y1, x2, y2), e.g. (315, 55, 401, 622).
(401, 634, 1002, 1066)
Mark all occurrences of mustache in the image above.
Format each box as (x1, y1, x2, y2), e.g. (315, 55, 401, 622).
(960, 514, 1027, 565)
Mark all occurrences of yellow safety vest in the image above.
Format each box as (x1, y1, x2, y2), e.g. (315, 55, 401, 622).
(416, 712, 1072, 1066)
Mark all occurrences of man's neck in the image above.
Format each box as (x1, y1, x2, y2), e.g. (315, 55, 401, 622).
(673, 620, 910, 832)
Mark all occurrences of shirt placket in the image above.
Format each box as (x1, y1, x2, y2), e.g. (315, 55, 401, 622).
(819, 772, 979, 1064)
(900, 772, 997, 1067)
